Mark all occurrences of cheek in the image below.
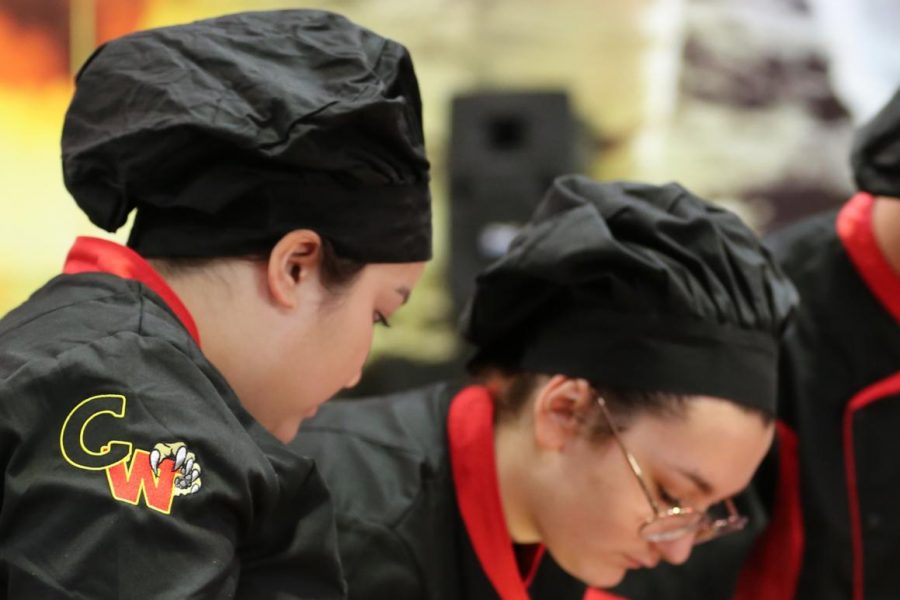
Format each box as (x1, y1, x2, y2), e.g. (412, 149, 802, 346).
(319, 299, 376, 375)
(278, 305, 371, 399)
(538, 448, 649, 586)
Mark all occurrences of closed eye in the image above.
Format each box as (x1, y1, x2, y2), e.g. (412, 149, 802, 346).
(658, 485, 682, 509)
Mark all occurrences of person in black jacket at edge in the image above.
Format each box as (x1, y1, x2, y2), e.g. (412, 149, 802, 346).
(605, 88, 900, 600)
(0, 10, 432, 599)
(735, 85, 900, 600)
(290, 174, 799, 600)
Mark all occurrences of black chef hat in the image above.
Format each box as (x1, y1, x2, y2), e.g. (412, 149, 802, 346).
(462, 175, 798, 415)
(62, 10, 431, 263)
(852, 86, 900, 199)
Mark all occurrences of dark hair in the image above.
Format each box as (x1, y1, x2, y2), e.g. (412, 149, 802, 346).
(149, 236, 365, 292)
(477, 368, 770, 441)
(317, 238, 366, 291)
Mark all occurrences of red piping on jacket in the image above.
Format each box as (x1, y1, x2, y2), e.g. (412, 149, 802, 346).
(734, 193, 900, 600)
(837, 192, 900, 600)
(733, 421, 803, 600)
(843, 373, 900, 600)
(63, 236, 201, 346)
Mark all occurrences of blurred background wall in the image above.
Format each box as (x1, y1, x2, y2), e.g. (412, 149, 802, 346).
(1, 0, 896, 392)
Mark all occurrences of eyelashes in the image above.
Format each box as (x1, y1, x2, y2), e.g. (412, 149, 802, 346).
(658, 485, 682, 509)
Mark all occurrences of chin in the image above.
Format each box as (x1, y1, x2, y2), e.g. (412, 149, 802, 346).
(274, 418, 303, 443)
(559, 554, 627, 590)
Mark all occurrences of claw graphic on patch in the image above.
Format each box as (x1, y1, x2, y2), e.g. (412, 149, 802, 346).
(149, 442, 202, 496)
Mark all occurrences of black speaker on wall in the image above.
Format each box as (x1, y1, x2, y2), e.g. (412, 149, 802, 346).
(448, 90, 586, 317)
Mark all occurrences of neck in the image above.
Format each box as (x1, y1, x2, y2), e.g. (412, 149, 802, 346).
(872, 196, 900, 276)
(149, 260, 288, 437)
(495, 416, 542, 544)
(149, 262, 230, 354)
(157, 266, 241, 379)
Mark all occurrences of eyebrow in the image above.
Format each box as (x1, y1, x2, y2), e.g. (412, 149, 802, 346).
(396, 286, 411, 305)
(675, 466, 715, 497)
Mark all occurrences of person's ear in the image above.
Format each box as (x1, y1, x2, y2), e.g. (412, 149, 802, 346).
(532, 375, 594, 451)
(267, 229, 323, 309)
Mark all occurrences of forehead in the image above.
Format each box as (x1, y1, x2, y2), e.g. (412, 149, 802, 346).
(622, 397, 773, 499)
(354, 261, 425, 298)
(363, 261, 426, 282)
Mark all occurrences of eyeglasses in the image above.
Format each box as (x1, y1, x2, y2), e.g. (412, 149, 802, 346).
(595, 396, 748, 545)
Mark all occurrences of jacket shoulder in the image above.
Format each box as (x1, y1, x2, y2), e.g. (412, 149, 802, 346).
(294, 382, 460, 522)
(0, 273, 195, 381)
(764, 209, 841, 279)
(294, 383, 463, 599)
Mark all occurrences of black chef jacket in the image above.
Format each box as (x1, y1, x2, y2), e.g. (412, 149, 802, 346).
(292, 382, 625, 600)
(0, 237, 345, 599)
(615, 192, 900, 600)
(734, 192, 900, 600)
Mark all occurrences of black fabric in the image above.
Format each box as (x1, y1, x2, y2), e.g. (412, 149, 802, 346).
(0, 273, 345, 598)
(462, 175, 798, 414)
(616, 208, 900, 600)
(62, 9, 431, 263)
(291, 383, 591, 600)
(766, 210, 900, 600)
(852, 86, 900, 198)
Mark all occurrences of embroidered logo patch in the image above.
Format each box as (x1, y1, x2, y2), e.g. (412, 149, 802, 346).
(60, 394, 202, 514)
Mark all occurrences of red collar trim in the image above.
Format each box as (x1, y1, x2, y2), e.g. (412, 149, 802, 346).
(837, 193, 900, 323)
(63, 237, 201, 346)
(448, 385, 546, 598)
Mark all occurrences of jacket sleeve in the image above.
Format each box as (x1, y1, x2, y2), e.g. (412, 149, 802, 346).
(0, 334, 343, 599)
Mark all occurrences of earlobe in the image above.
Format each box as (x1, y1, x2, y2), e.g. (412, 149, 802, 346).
(267, 230, 323, 309)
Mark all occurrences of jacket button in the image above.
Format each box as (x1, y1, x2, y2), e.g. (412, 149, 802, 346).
(866, 513, 883, 531)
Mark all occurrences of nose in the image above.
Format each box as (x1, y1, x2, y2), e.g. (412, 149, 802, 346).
(655, 533, 695, 565)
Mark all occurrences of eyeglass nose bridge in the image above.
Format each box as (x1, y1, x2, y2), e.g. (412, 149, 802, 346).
(638, 507, 705, 543)
(639, 500, 748, 545)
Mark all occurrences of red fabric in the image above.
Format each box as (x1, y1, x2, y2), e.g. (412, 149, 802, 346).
(63, 236, 201, 346)
(448, 385, 545, 600)
(733, 421, 804, 600)
(732, 194, 900, 600)
(842, 372, 900, 600)
(836, 192, 900, 600)
(582, 589, 627, 600)
(837, 192, 900, 324)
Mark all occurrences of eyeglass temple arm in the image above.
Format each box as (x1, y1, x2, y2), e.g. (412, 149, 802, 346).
(596, 396, 662, 515)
